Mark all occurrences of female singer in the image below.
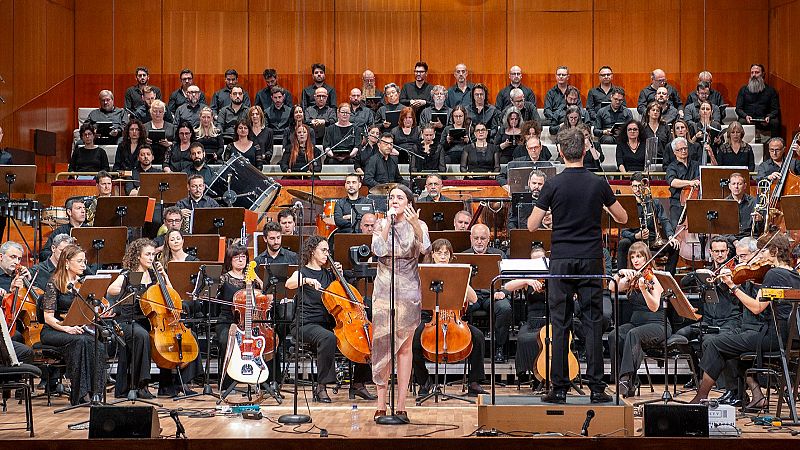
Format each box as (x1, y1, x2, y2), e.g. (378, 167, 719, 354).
(460, 122, 500, 178)
(616, 119, 645, 172)
(641, 101, 671, 164)
(282, 104, 317, 148)
(324, 103, 360, 165)
(279, 124, 322, 176)
(106, 238, 164, 399)
(164, 121, 195, 173)
(715, 121, 755, 171)
(371, 185, 430, 422)
(440, 105, 471, 164)
(247, 106, 274, 164)
(413, 239, 486, 397)
(285, 236, 375, 403)
(411, 124, 445, 173)
(690, 101, 722, 164)
(223, 119, 265, 169)
(144, 99, 175, 164)
(664, 119, 703, 166)
(68, 124, 110, 173)
(578, 123, 604, 171)
(377, 84, 404, 132)
(113, 118, 147, 171)
(40, 244, 108, 405)
(159, 229, 198, 268)
(608, 241, 666, 397)
(513, 120, 553, 160)
(391, 107, 421, 165)
(691, 232, 800, 409)
(495, 107, 523, 163)
(355, 125, 381, 175)
(195, 106, 224, 163)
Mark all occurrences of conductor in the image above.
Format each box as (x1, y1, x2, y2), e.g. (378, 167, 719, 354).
(528, 128, 627, 404)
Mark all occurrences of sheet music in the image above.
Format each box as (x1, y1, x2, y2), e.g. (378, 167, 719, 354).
(0, 312, 20, 366)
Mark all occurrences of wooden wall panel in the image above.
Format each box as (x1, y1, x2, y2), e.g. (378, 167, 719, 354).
(507, 12, 593, 74)
(770, 0, 800, 86)
(248, 0, 331, 12)
(422, 0, 506, 12)
(13, 0, 47, 109)
(46, 1, 74, 89)
(112, 1, 163, 75)
(75, 0, 112, 74)
(420, 11, 507, 74)
(247, 11, 335, 77)
(334, 12, 421, 74)
(0, 0, 14, 126)
(162, 11, 249, 75)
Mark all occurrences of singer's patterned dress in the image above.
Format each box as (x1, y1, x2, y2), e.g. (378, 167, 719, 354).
(370, 217, 430, 386)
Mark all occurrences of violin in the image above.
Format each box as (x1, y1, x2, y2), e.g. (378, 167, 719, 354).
(1, 267, 43, 346)
(419, 276, 473, 364)
(232, 268, 277, 361)
(320, 254, 372, 364)
(141, 262, 199, 369)
(731, 260, 773, 285)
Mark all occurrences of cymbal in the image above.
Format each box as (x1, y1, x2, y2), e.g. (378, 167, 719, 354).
(369, 183, 399, 196)
(441, 186, 483, 192)
(286, 188, 325, 206)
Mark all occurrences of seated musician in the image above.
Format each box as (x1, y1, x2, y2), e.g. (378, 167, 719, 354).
(107, 238, 165, 399)
(417, 173, 451, 202)
(413, 239, 488, 398)
(176, 174, 220, 226)
(41, 197, 86, 261)
(359, 213, 377, 234)
(617, 172, 678, 273)
(31, 234, 76, 290)
(40, 244, 108, 405)
(127, 145, 161, 195)
(183, 142, 216, 187)
(323, 103, 361, 165)
(0, 241, 34, 357)
(726, 172, 764, 239)
(508, 169, 551, 230)
(665, 137, 700, 227)
(463, 224, 511, 363)
(503, 246, 548, 387)
(82, 170, 114, 226)
(453, 210, 472, 231)
(285, 236, 376, 403)
(678, 236, 742, 403)
(609, 241, 667, 398)
(334, 173, 369, 234)
(277, 209, 296, 235)
(363, 133, 405, 189)
(690, 232, 800, 409)
(254, 221, 298, 265)
(153, 206, 184, 251)
(755, 137, 800, 182)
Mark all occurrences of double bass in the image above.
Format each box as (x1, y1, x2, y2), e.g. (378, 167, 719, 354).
(321, 254, 372, 364)
(140, 263, 199, 369)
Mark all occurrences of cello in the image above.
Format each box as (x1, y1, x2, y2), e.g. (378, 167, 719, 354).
(225, 261, 270, 384)
(419, 277, 473, 364)
(140, 262, 199, 369)
(232, 263, 277, 361)
(321, 254, 372, 364)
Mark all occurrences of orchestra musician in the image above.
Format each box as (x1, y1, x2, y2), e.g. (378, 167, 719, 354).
(508, 169, 550, 230)
(755, 137, 800, 182)
(412, 239, 487, 398)
(176, 174, 219, 226)
(371, 185, 429, 422)
(41, 197, 86, 262)
(254, 221, 298, 265)
(0, 241, 34, 365)
(609, 241, 666, 398)
(690, 232, 800, 410)
(285, 236, 376, 403)
(40, 244, 108, 405)
(528, 128, 626, 404)
(358, 213, 377, 234)
(333, 173, 369, 234)
(83, 170, 113, 226)
(31, 234, 76, 290)
(153, 206, 184, 250)
(417, 173, 451, 202)
(726, 172, 764, 239)
(665, 137, 700, 227)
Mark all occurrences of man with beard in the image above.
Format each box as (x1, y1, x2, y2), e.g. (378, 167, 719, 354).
(177, 174, 220, 223)
(264, 86, 292, 140)
(84, 90, 127, 143)
(183, 142, 216, 186)
(417, 173, 451, 202)
(655, 86, 680, 124)
(349, 88, 375, 131)
(400, 61, 433, 119)
(168, 69, 207, 116)
(125, 66, 162, 111)
(333, 173, 369, 234)
(216, 84, 248, 139)
(174, 85, 206, 128)
(686, 72, 726, 122)
(211, 69, 251, 115)
(496, 65, 536, 113)
(637, 68, 683, 117)
(446, 63, 474, 108)
(127, 145, 161, 195)
(736, 64, 781, 139)
(254, 221, 298, 265)
(302, 63, 336, 108)
(255, 68, 293, 110)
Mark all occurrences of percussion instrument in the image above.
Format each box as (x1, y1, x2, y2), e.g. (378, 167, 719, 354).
(208, 155, 281, 217)
(369, 183, 399, 196)
(315, 199, 337, 237)
(286, 188, 325, 206)
(42, 206, 69, 227)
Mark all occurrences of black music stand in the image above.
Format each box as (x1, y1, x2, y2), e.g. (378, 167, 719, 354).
(190, 207, 247, 239)
(700, 166, 749, 199)
(603, 194, 640, 229)
(428, 231, 471, 254)
(636, 271, 702, 406)
(281, 235, 301, 254)
(138, 172, 188, 205)
(416, 264, 474, 405)
(417, 201, 463, 231)
(685, 199, 739, 262)
(71, 227, 127, 268)
(183, 234, 225, 262)
(509, 229, 552, 257)
(0, 165, 36, 241)
(94, 196, 150, 228)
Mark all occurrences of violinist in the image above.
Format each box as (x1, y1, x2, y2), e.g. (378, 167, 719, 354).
(665, 137, 700, 227)
(609, 242, 666, 398)
(690, 232, 800, 410)
(0, 241, 34, 365)
(285, 236, 375, 403)
(40, 244, 107, 405)
(677, 236, 742, 400)
(106, 238, 161, 399)
(254, 221, 298, 265)
(618, 172, 677, 273)
(412, 239, 487, 398)
(755, 137, 800, 182)
(725, 172, 764, 239)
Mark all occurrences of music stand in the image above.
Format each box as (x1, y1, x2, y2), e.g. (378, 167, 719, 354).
(190, 207, 255, 239)
(417, 201, 464, 232)
(71, 227, 127, 267)
(507, 165, 556, 194)
(281, 235, 301, 254)
(62, 275, 115, 327)
(777, 196, 800, 230)
(636, 271, 701, 406)
(138, 172, 188, 205)
(94, 196, 150, 228)
(416, 264, 474, 405)
(453, 253, 502, 290)
(167, 261, 221, 301)
(700, 166, 749, 199)
(331, 233, 372, 271)
(509, 229, 552, 257)
(602, 194, 640, 229)
(428, 231, 471, 254)
(183, 235, 225, 262)
(0, 165, 36, 241)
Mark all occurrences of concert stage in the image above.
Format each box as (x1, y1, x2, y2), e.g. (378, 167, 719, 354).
(1, 385, 797, 449)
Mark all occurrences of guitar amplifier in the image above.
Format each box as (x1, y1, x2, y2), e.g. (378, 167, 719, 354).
(89, 405, 160, 438)
(644, 403, 708, 437)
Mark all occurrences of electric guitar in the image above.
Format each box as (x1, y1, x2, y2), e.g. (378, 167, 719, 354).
(224, 261, 269, 384)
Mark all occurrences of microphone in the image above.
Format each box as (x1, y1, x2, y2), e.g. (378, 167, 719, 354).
(170, 410, 187, 439)
(580, 409, 595, 436)
(292, 201, 303, 210)
(387, 207, 398, 219)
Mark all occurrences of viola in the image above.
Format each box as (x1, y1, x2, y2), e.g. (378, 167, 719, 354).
(140, 263, 199, 369)
(731, 260, 773, 285)
(232, 269, 277, 362)
(321, 254, 372, 364)
(419, 277, 473, 364)
(225, 261, 270, 384)
(1, 267, 43, 345)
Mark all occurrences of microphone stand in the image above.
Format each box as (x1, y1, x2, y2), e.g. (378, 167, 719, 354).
(178, 265, 220, 401)
(278, 203, 312, 424)
(376, 211, 406, 425)
(300, 148, 327, 231)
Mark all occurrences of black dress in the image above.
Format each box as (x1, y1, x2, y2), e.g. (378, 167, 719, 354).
(514, 287, 548, 375)
(39, 282, 108, 405)
(224, 141, 265, 170)
(615, 142, 646, 172)
(165, 144, 193, 172)
(460, 143, 500, 179)
(68, 146, 110, 173)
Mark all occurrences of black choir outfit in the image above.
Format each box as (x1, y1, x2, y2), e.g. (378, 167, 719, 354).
(354, 141, 378, 173)
(715, 142, 755, 171)
(249, 127, 275, 165)
(144, 121, 176, 164)
(362, 153, 403, 188)
(438, 125, 471, 164)
(223, 141, 265, 170)
(665, 159, 700, 227)
(165, 145, 193, 172)
(586, 85, 625, 120)
(391, 126, 421, 165)
(334, 196, 369, 234)
(68, 146, 110, 173)
(410, 142, 446, 173)
(323, 123, 362, 165)
(640, 122, 671, 163)
(460, 143, 500, 178)
(279, 146, 323, 175)
(513, 286, 548, 376)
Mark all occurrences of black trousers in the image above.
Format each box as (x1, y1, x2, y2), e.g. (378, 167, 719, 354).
(676, 322, 739, 390)
(412, 319, 485, 385)
(547, 258, 606, 391)
(609, 321, 670, 377)
(467, 295, 512, 349)
(294, 322, 371, 386)
(700, 326, 780, 381)
(617, 237, 679, 273)
(114, 320, 151, 397)
(514, 320, 546, 375)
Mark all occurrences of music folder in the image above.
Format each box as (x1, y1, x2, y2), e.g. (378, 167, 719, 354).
(431, 112, 448, 125)
(385, 109, 401, 128)
(448, 128, 467, 140)
(148, 129, 166, 143)
(94, 121, 114, 138)
(609, 122, 626, 135)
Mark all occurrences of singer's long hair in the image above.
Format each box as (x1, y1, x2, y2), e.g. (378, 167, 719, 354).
(52, 244, 85, 293)
(289, 124, 315, 168)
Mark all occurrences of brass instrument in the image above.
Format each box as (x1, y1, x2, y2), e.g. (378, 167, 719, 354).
(752, 179, 771, 238)
(637, 178, 666, 250)
(84, 196, 97, 226)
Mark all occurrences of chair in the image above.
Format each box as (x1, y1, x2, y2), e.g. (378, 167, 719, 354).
(0, 363, 42, 437)
(740, 351, 784, 414)
(641, 334, 699, 396)
(31, 342, 68, 406)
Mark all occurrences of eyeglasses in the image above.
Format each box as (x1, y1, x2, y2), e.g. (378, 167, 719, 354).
(627, 128, 639, 132)
(379, 139, 393, 145)
(315, 94, 328, 98)
(166, 218, 182, 224)
(475, 128, 487, 132)
(338, 110, 351, 115)
(556, 73, 569, 77)
(414, 70, 426, 74)
(676, 147, 689, 152)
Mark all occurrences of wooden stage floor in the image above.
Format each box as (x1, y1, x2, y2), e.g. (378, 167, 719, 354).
(2, 382, 800, 448)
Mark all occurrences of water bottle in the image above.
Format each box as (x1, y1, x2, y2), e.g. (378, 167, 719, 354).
(350, 404, 360, 431)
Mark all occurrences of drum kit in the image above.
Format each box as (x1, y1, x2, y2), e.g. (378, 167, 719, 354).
(207, 155, 282, 218)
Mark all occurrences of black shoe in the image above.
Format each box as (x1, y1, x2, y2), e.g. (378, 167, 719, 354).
(417, 378, 434, 398)
(541, 388, 567, 404)
(349, 384, 377, 400)
(313, 384, 331, 403)
(467, 382, 488, 397)
(136, 388, 155, 399)
(717, 390, 736, 403)
(493, 349, 507, 364)
(590, 390, 613, 403)
(684, 378, 698, 389)
(617, 378, 634, 398)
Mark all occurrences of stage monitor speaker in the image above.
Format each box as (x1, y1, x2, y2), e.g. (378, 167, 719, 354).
(89, 405, 160, 438)
(644, 403, 708, 437)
